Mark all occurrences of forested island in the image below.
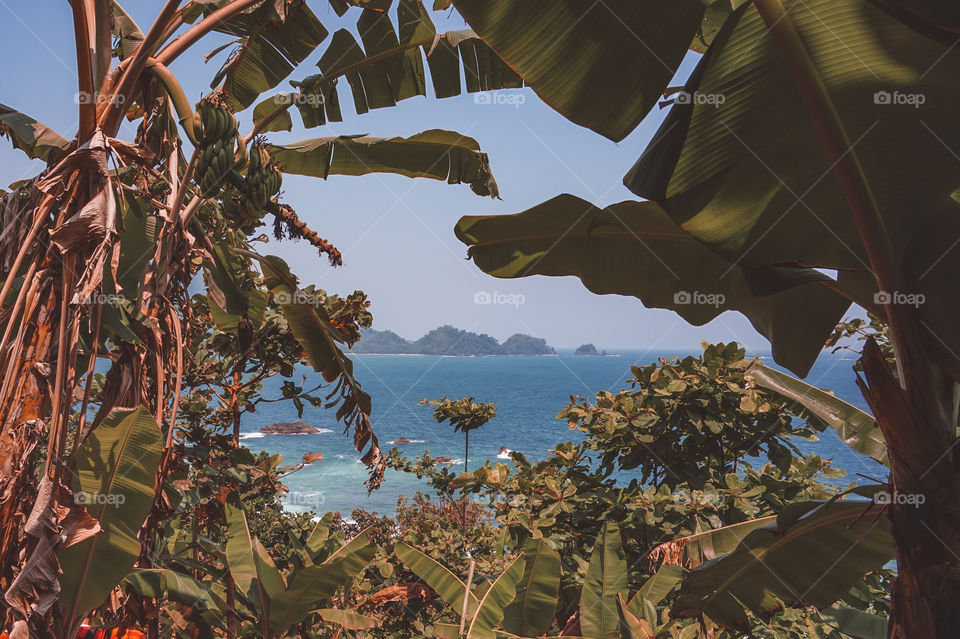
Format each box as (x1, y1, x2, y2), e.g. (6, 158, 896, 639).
(352, 325, 556, 356)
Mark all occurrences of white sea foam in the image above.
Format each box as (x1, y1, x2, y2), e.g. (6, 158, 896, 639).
(496, 449, 514, 460)
(240, 432, 265, 440)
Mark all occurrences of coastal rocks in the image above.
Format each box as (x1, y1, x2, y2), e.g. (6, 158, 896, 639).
(261, 421, 321, 435)
(496, 446, 513, 460)
(574, 343, 612, 356)
(433, 456, 453, 465)
(392, 437, 412, 444)
(302, 452, 324, 464)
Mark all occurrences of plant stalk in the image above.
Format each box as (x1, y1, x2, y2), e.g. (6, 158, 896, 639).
(100, 0, 182, 134)
(750, 0, 919, 389)
(459, 559, 475, 638)
(156, 0, 265, 67)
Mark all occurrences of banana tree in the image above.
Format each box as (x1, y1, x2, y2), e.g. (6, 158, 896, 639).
(398, 523, 690, 639)
(0, 1, 511, 635)
(222, 500, 378, 638)
(448, 0, 960, 635)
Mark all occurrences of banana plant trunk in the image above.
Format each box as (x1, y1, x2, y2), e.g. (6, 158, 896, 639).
(752, 0, 960, 635)
(858, 339, 960, 637)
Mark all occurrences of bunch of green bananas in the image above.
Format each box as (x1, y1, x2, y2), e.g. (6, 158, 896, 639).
(195, 100, 238, 198)
(234, 144, 283, 223)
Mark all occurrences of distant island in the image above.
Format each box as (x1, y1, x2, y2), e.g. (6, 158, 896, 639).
(262, 421, 322, 434)
(353, 325, 556, 356)
(575, 343, 614, 357)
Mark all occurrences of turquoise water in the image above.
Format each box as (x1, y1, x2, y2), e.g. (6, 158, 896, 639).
(237, 350, 886, 517)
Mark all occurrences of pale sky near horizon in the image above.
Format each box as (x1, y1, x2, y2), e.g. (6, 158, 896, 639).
(0, 1, 862, 352)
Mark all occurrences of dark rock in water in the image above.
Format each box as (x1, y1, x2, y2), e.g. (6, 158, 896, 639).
(392, 437, 412, 444)
(302, 452, 324, 464)
(262, 421, 321, 435)
(574, 343, 600, 356)
(434, 456, 453, 465)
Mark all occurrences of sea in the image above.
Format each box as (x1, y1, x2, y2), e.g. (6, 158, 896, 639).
(236, 349, 886, 518)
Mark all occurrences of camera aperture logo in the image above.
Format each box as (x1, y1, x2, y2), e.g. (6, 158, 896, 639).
(75, 91, 125, 106)
(274, 290, 324, 306)
(674, 90, 725, 108)
(874, 90, 926, 108)
(75, 490, 125, 507)
(874, 290, 925, 308)
(874, 491, 925, 507)
(287, 491, 326, 507)
(474, 290, 526, 308)
(473, 92, 526, 108)
(76, 291, 126, 307)
(273, 92, 323, 107)
(673, 490, 726, 508)
(674, 291, 725, 308)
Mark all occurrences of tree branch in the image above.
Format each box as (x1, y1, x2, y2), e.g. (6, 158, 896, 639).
(156, 0, 265, 67)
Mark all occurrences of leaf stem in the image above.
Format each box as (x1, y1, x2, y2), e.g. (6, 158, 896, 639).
(70, 0, 96, 137)
(459, 559, 476, 637)
(751, 0, 917, 386)
(100, 0, 182, 135)
(156, 0, 265, 67)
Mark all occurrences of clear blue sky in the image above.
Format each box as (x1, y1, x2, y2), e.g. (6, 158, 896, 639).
(0, 1, 824, 351)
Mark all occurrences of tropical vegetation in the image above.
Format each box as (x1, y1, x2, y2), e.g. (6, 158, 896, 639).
(0, 0, 956, 638)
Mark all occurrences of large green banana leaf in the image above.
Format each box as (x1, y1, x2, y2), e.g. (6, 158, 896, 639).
(819, 605, 888, 639)
(467, 555, 526, 639)
(395, 542, 480, 617)
(580, 521, 628, 639)
(625, 0, 960, 272)
(501, 540, 561, 637)
(670, 501, 894, 628)
(316, 608, 380, 629)
(124, 568, 222, 619)
(0, 103, 70, 163)
(269, 528, 376, 633)
(744, 360, 887, 465)
(209, 1, 329, 110)
(235, 250, 385, 489)
(621, 0, 960, 372)
(225, 500, 286, 615)
(454, 194, 850, 376)
(872, 0, 960, 32)
(451, 0, 737, 142)
(649, 517, 778, 569)
(278, 1, 523, 129)
(632, 564, 684, 611)
(59, 408, 163, 624)
(266, 130, 498, 198)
